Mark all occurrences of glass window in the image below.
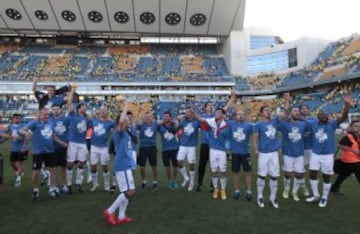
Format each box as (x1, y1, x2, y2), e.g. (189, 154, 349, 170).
(246, 50, 290, 75)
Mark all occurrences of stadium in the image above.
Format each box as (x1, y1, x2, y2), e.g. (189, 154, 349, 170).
(0, 0, 359, 233)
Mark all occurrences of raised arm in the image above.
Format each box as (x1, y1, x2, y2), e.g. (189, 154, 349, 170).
(337, 93, 351, 123)
(117, 102, 129, 132)
(67, 84, 77, 113)
(135, 102, 143, 125)
(32, 77, 38, 94)
(223, 90, 236, 112)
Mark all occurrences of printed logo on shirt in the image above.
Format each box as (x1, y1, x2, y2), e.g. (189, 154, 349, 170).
(45, 101, 53, 110)
(184, 123, 194, 136)
(41, 125, 53, 139)
(77, 120, 87, 133)
(94, 123, 106, 136)
(315, 128, 328, 143)
(265, 124, 276, 139)
(55, 121, 66, 135)
(144, 127, 154, 137)
(288, 127, 302, 143)
(164, 131, 174, 141)
(233, 127, 246, 142)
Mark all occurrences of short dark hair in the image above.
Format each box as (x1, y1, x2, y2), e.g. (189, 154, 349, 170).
(163, 111, 172, 117)
(77, 103, 85, 111)
(12, 113, 21, 118)
(52, 104, 61, 108)
(298, 104, 309, 110)
(215, 108, 226, 114)
(204, 101, 212, 108)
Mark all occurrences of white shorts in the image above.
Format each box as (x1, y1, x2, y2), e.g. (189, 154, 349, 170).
(209, 148, 227, 173)
(177, 146, 196, 164)
(304, 149, 312, 166)
(258, 151, 280, 177)
(90, 145, 109, 165)
(132, 151, 137, 168)
(309, 152, 334, 175)
(67, 142, 88, 163)
(116, 170, 135, 192)
(283, 155, 305, 173)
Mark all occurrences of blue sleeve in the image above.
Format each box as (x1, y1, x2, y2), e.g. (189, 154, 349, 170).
(331, 120, 339, 128)
(26, 120, 36, 131)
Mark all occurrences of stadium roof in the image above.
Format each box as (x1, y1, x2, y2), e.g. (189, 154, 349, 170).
(0, 0, 245, 37)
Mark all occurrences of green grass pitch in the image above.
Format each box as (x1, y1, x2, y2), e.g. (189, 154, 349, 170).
(0, 135, 359, 234)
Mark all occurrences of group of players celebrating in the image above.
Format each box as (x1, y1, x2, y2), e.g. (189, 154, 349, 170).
(0, 80, 359, 226)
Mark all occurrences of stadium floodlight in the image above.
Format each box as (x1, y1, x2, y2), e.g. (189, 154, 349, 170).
(179, 37, 198, 44)
(140, 37, 159, 43)
(199, 37, 218, 44)
(159, 37, 179, 43)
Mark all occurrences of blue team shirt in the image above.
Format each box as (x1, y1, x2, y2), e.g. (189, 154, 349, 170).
(206, 118, 231, 152)
(26, 119, 55, 154)
(90, 119, 114, 147)
(52, 116, 70, 148)
(10, 123, 27, 152)
(45, 95, 65, 109)
(308, 120, 339, 155)
(113, 129, 135, 172)
(279, 120, 307, 157)
(138, 122, 158, 147)
(128, 124, 138, 151)
(179, 118, 201, 147)
(158, 123, 179, 152)
(228, 120, 253, 155)
(68, 111, 88, 144)
(201, 113, 214, 144)
(254, 117, 280, 153)
(301, 117, 317, 150)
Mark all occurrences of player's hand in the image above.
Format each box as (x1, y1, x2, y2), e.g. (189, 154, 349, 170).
(71, 83, 78, 91)
(33, 77, 38, 83)
(343, 93, 352, 104)
(254, 149, 259, 157)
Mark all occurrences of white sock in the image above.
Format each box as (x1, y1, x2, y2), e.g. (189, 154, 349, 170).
(92, 172, 98, 186)
(293, 178, 302, 193)
(283, 177, 291, 190)
(179, 167, 188, 180)
(269, 179, 278, 201)
(76, 168, 84, 185)
(119, 195, 129, 219)
(47, 172, 51, 186)
(189, 170, 195, 183)
(103, 172, 110, 188)
(256, 178, 265, 198)
(322, 183, 331, 199)
(66, 169, 73, 186)
(108, 193, 125, 213)
(310, 179, 320, 197)
(220, 177, 227, 190)
(211, 177, 218, 189)
(112, 174, 117, 186)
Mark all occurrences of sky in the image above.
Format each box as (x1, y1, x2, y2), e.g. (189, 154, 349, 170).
(244, 0, 360, 42)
